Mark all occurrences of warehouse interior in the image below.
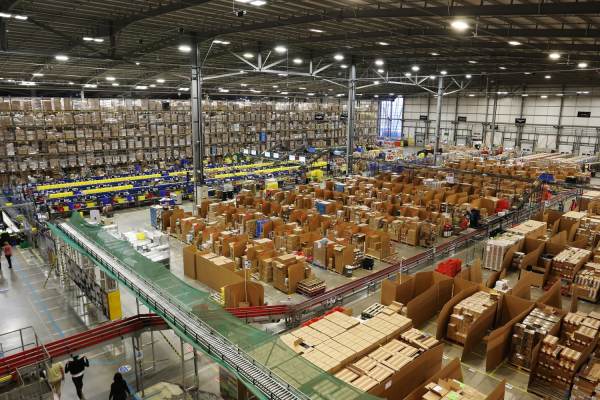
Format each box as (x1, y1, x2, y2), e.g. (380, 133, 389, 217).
(1, 1, 600, 400)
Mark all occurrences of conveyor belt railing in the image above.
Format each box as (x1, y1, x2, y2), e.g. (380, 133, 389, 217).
(56, 222, 310, 400)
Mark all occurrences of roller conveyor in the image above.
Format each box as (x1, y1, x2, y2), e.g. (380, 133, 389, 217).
(57, 222, 307, 400)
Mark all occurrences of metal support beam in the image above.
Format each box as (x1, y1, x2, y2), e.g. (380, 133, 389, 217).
(490, 90, 499, 149)
(517, 89, 526, 148)
(452, 95, 460, 145)
(346, 64, 356, 175)
(191, 36, 204, 213)
(482, 77, 490, 146)
(132, 336, 140, 391)
(433, 77, 444, 165)
(556, 84, 566, 151)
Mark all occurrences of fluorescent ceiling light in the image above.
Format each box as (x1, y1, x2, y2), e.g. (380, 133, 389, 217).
(374, 95, 379, 98)
(149, 84, 156, 87)
(465, 74, 472, 78)
(556, 93, 563, 96)
(293, 58, 302, 64)
(468, 60, 477, 64)
(333, 54, 344, 61)
(577, 62, 588, 68)
(497, 91, 508, 95)
(523, 72, 531, 75)
(499, 66, 506, 70)
(218, 88, 229, 93)
(272, 85, 278, 88)
(450, 20, 469, 31)
(250, 0, 266, 5)
(243, 52, 254, 59)
(83, 37, 93, 41)
(308, 93, 315, 96)
(105, 76, 116, 81)
(468, 94, 475, 97)
(521, 94, 528, 97)
(429, 75, 436, 80)
(240, 83, 248, 87)
(83, 84, 97, 88)
(112, 83, 119, 87)
(377, 69, 384, 74)
(278, 73, 288, 77)
(336, 94, 344, 97)
(135, 85, 148, 90)
(93, 38, 104, 43)
(389, 93, 395, 96)
(340, 64, 348, 69)
(411, 65, 420, 72)
(135, 62, 140, 66)
(178, 44, 192, 53)
(299, 87, 306, 90)
(577, 91, 589, 94)
(236, 0, 251, 3)
(0, 13, 12, 18)
(20, 81, 35, 86)
(281, 91, 289, 95)
(309, 29, 324, 33)
(440, 70, 447, 75)
(540, 95, 548, 99)
(431, 52, 439, 56)
(178, 87, 189, 91)
(374, 81, 380, 85)
(374, 59, 384, 66)
(156, 78, 165, 83)
(274, 45, 287, 53)
(32, 73, 44, 77)
(377, 42, 389, 46)
(213, 40, 230, 45)
(55, 55, 69, 61)
(404, 72, 411, 77)
(549, 52, 560, 60)
(68, 81, 74, 85)
(508, 41, 521, 46)
(544, 74, 551, 79)
(13, 14, 27, 20)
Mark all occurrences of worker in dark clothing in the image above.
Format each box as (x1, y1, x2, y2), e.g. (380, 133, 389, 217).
(65, 355, 89, 399)
(109, 373, 131, 400)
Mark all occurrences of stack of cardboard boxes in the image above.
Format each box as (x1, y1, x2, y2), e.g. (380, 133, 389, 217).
(483, 232, 524, 271)
(551, 247, 592, 281)
(573, 262, 600, 302)
(560, 311, 600, 352)
(509, 307, 562, 370)
(447, 291, 499, 345)
(420, 379, 487, 400)
(533, 335, 583, 392)
(571, 357, 600, 400)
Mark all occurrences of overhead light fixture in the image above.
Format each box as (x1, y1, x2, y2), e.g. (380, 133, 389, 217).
(374, 80, 380, 85)
(135, 61, 141, 66)
(213, 40, 230, 45)
(497, 91, 508, 95)
(278, 73, 288, 77)
(274, 45, 287, 54)
(112, 83, 119, 87)
(218, 88, 230, 93)
(299, 87, 306, 90)
(440, 70, 447, 75)
(250, 0, 266, 5)
(135, 85, 148, 90)
(468, 94, 475, 97)
(377, 42, 390, 46)
(308, 93, 315, 96)
(377, 69, 384, 74)
(0, 12, 12, 18)
(105, 76, 116, 81)
(83, 36, 104, 43)
(83, 84, 97, 88)
(411, 65, 420, 72)
(149, 84, 156, 87)
(499, 66, 506, 70)
(309, 28, 324, 33)
(389, 93, 395, 96)
(251, 89, 262, 93)
(450, 20, 469, 31)
(20, 81, 35, 86)
(178, 44, 192, 53)
(577, 62, 588, 68)
(241, 83, 248, 87)
(556, 93, 563, 96)
(545, 74, 551, 79)
(549, 52, 560, 60)
(333, 54, 344, 61)
(178, 87, 189, 91)
(340, 64, 348, 69)
(431, 52, 440, 56)
(521, 94, 528, 97)
(374, 94, 379, 98)
(404, 72, 412, 77)
(429, 75, 436, 80)
(272, 85, 278, 88)
(55, 55, 69, 61)
(281, 91, 289, 95)
(374, 59, 384, 66)
(523, 72, 531, 75)
(293, 58, 302, 65)
(468, 60, 477, 64)
(465, 74, 472, 79)
(243, 52, 254, 59)
(508, 41, 521, 46)
(32, 73, 44, 77)
(540, 95, 548, 99)
(68, 81, 74, 85)
(336, 93, 344, 97)
(13, 14, 27, 20)
(156, 78, 165, 83)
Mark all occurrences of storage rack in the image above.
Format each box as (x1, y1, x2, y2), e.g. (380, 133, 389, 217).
(57, 221, 307, 400)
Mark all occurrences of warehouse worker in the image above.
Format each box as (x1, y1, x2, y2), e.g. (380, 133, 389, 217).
(46, 361, 65, 399)
(2, 242, 12, 269)
(65, 354, 89, 399)
(108, 373, 131, 400)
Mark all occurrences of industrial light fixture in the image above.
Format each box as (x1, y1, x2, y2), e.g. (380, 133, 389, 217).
(499, 66, 506, 70)
(523, 72, 531, 75)
(374, 94, 379, 98)
(68, 81, 74, 85)
(429, 75, 436, 80)
(55, 55, 69, 61)
(308, 93, 315, 96)
(577, 62, 588, 68)
(149, 84, 156, 88)
(178, 44, 192, 53)
(411, 65, 420, 72)
(450, 20, 469, 31)
(83, 36, 104, 43)
(440, 70, 447, 75)
(243, 52, 254, 59)
(218, 88, 230, 93)
(333, 54, 344, 61)
(540, 95, 548, 99)
(374, 81, 380, 85)
(278, 73, 288, 77)
(468, 94, 475, 97)
(83, 84, 97, 88)
(213, 40, 230, 45)
(32, 73, 44, 77)
(374, 59, 384, 66)
(299, 87, 306, 90)
(240, 83, 248, 87)
(556, 93, 563, 96)
(336, 93, 344, 97)
(0, 12, 11, 18)
(13, 14, 27, 20)
(497, 91, 508, 95)
(135, 61, 141, 66)
(521, 94, 528, 97)
(156, 78, 165, 83)
(274, 45, 287, 53)
(281, 91, 289, 95)
(272, 85, 278, 88)
(549, 52, 560, 60)
(293, 58, 302, 64)
(468, 60, 477, 64)
(309, 28, 324, 33)
(465, 74, 472, 78)
(135, 85, 148, 90)
(20, 81, 35, 86)
(250, 0, 266, 5)
(508, 41, 521, 46)
(105, 76, 116, 81)
(112, 83, 119, 87)
(430, 52, 439, 56)
(340, 64, 348, 69)
(377, 42, 390, 46)
(544, 74, 551, 79)
(178, 87, 189, 91)
(389, 93, 395, 96)
(404, 72, 411, 77)
(377, 69, 384, 74)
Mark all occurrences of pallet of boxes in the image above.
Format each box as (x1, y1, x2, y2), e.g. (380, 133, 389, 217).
(445, 291, 500, 346)
(281, 305, 444, 399)
(548, 247, 592, 295)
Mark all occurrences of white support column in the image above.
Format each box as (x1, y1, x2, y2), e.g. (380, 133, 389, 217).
(191, 36, 204, 212)
(346, 64, 356, 175)
(433, 76, 444, 165)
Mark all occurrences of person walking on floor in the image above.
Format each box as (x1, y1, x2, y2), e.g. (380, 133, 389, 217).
(65, 354, 89, 400)
(2, 242, 12, 269)
(109, 372, 131, 400)
(46, 361, 65, 400)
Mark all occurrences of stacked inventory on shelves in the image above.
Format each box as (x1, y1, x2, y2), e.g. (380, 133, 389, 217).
(571, 357, 600, 400)
(0, 96, 379, 182)
(573, 262, 600, 302)
(533, 335, 582, 393)
(560, 311, 600, 352)
(551, 248, 592, 281)
(420, 378, 487, 400)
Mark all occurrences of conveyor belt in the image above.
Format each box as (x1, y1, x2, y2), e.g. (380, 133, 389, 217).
(57, 222, 306, 400)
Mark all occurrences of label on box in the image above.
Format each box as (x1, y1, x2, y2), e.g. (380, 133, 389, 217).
(385, 380, 392, 390)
